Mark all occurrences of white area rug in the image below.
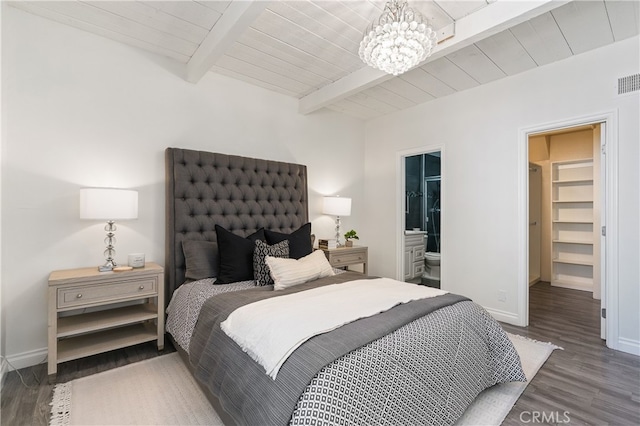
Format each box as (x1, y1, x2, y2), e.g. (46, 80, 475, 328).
(50, 352, 222, 426)
(50, 333, 560, 426)
(455, 334, 562, 425)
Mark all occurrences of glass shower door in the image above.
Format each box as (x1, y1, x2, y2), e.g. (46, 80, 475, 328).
(424, 177, 440, 253)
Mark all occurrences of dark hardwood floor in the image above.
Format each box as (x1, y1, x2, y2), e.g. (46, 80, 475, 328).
(1, 281, 638, 426)
(502, 282, 640, 426)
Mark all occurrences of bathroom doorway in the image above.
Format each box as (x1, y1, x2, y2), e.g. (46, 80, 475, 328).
(401, 150, 441, 288)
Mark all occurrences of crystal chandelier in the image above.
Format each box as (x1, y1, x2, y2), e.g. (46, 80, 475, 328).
(359, 0, 438, 76)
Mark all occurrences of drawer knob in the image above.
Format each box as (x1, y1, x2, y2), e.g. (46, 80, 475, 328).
(139, 285, 145, 290)
(76, 294, 82, 299)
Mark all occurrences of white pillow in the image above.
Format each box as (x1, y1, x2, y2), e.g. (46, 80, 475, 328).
(266, 250, 335, 290)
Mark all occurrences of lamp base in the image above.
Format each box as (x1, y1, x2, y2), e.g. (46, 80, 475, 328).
(98, 259, 117, 272)
(334, 216, 343, 247)
(99, 221, 118, 272)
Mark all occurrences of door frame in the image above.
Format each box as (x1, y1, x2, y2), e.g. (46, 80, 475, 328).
(528, 163, 542, 286)
(518, 110, 618, 349)
(396, 145, 444, 282)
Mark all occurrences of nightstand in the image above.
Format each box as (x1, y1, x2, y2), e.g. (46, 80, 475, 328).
(47, 262, 164, 379)
(320, 245, 368, 274)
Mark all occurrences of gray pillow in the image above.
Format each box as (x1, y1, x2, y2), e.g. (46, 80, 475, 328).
(253, 239, 289, 286)
(182, 240, 219, 281)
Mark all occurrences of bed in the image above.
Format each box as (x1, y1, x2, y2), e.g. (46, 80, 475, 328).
(164, 147, 525, 426)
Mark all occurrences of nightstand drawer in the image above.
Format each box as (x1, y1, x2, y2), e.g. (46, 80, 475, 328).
(320, 246, 368, 275)
(57, 278, 157, 309)
(330, 252, 367, 267)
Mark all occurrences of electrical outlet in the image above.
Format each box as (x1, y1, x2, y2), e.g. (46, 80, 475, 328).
(498, 290, 507, 302)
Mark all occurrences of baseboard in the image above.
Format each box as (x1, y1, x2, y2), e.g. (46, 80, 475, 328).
(5, 347, 47, 371)
(484, 307, 520, 324)
(616, 337, 640, 356)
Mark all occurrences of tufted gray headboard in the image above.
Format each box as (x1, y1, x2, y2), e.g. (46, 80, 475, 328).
(165, 148, 309, 302)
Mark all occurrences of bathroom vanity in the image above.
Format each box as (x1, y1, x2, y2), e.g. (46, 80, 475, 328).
(404, 231, 426, 281)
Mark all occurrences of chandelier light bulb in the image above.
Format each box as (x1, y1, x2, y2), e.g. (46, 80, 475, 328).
(359, 0, 438, 76)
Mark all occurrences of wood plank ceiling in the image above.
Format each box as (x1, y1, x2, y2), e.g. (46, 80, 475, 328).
(10, 1, 640, 120)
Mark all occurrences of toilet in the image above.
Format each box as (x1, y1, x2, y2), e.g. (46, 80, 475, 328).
(423, 252, 441, 279)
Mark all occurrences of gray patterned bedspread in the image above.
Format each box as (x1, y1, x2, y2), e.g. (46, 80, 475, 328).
(188, 272, 526, 426)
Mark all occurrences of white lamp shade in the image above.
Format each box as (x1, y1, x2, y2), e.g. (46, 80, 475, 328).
(322, 196, 351, 217)
(80, 188, 138, 220)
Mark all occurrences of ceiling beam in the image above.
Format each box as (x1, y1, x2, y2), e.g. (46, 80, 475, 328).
(298, 0, 570, 115)
(186, 0, 268, 84)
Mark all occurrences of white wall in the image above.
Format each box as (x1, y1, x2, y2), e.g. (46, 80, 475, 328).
(0, 1, 5, 385)
(363, 36, 639, 353)
(1, 7, 365, 367)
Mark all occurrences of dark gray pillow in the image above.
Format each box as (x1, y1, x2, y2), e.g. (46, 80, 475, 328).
(182, 240, 219, 281)
(253, 240, 289, 286)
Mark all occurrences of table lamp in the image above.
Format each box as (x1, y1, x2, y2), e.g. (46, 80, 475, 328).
(322, 196, 351, 246)
(80, 188, 138, 271)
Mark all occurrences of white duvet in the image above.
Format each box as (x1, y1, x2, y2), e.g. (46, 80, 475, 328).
(220, 278, 447, 379)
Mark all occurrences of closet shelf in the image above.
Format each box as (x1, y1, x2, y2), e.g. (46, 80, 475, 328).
(552, 179, 593, 184)
(553, 239, 593, 245)
(552, 258, 593, 266)
(553, 220, 593, 224)
(550, 159, 596, 293)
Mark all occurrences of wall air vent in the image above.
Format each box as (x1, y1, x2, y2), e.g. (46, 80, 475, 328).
(618, 74, 640, 95)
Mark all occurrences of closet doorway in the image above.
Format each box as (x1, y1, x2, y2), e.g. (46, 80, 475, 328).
(527, 122, 606, 339)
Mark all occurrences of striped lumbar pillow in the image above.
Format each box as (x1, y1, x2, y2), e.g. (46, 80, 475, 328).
(266, 250, 335, 290)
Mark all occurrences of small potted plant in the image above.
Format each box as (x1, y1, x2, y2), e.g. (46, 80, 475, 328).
(343, 230, 359, 247)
